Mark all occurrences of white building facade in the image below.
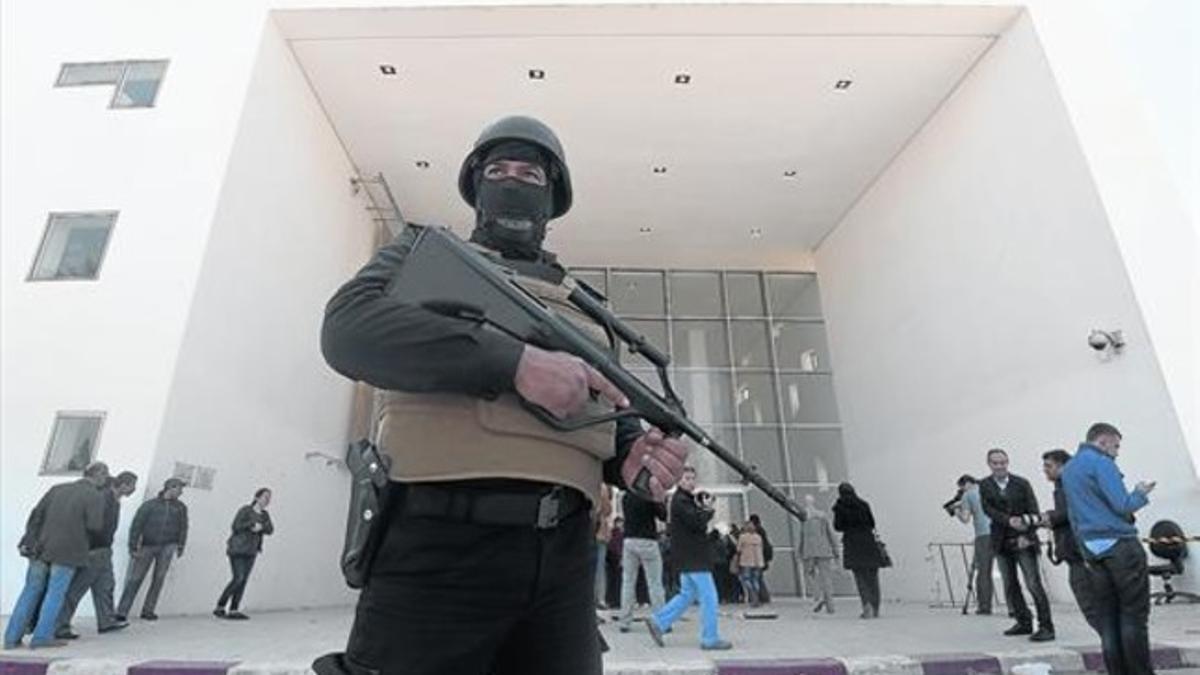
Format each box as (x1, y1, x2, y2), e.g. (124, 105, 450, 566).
(2, 0, 1196, 613)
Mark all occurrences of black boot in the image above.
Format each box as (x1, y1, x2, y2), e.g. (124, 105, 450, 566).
(1003, 622, 1033, 636)
(1029, 625, 1056, 642)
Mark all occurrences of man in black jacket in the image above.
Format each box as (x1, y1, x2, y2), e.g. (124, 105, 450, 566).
(1039, 449, 1098, 632)
(56, 471, 138, 638)
(979, 448, 1054, 642)
(313, 116, 688, 675)
(117, 478, 188, 621)
(646, 468, 732, 650)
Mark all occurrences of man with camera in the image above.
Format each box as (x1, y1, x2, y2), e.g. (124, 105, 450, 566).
(979, 448, 1055, 642)
(646, 467, 732, 650)
(949, 474, 993, 615)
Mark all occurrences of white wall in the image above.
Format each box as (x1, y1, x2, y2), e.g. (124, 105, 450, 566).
(0, 1, 275, 605)
(1021, 0, 1199, 484)
(815, 11, 1199, 602)
(137, 21, 375, 614)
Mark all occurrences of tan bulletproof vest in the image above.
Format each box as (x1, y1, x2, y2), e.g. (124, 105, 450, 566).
(376, 255, 617, 506)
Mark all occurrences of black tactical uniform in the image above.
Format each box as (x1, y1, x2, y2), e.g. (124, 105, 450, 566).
(315, 117, 641, 675)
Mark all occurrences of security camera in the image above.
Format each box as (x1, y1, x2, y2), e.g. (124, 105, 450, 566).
(1088, 329, 1125, 353)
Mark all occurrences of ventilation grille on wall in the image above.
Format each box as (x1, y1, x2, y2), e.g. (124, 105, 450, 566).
(172, 461, 216, 490)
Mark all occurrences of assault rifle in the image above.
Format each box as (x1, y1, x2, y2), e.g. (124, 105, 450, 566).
(388, 225, 807, 522)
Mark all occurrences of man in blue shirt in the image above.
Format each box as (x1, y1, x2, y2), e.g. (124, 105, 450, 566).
(1061, 422, 1156, 675)
(954, 475, 994, 615)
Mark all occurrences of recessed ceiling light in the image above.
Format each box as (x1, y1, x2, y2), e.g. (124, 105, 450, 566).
(415, 160, 430, 169)
(528, 69, 545, 80)
(674, 73, 691, 85)
(380, 65, 397, 76)
(652, 166, 668, 174)
(835, 79, 853, 90)
(783, 170, 798, 178)
(639, 226, 653, 234)
(750, 228, 763, 238)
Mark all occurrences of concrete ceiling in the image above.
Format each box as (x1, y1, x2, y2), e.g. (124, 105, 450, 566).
(279, 4, 1017, 269)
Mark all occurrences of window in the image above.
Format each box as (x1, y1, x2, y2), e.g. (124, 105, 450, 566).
(41, 413, 104, 475)
(28, 212, 116, 281)
(56, 60, 168, 108)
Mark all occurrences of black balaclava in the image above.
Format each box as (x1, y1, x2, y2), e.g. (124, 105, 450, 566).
(469, 140, 555, 260)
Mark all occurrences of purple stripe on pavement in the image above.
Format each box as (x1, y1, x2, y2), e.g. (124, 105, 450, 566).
(1077, 645, 1186, 671)
(916, 653, 1001, 675)
(0, 655, 57, 675)
(128, 660, 239, 675)
(717, 658, 846, 675)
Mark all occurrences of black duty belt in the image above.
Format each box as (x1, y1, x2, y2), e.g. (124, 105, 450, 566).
(402, 484, 589, 529)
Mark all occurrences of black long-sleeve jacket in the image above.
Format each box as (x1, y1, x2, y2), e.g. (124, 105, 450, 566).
(1045, 480, 1082, 563)
(980, 473, 1039, 553)
(129, 497, 188, 550)
(668, 489, 715, 571)
(320, 225, 640, 489)
(622, 490, 667, 540)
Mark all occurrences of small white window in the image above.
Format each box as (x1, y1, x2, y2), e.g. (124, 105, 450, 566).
(55, 60, 168, 108)
(56, 62, 124, 86)
(28, 211, 117, 281)
(41, 412, 105, 475)
(113, 61, 168, 108)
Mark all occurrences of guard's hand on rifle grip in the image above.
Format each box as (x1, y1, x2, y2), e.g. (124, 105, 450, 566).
(622, 429, 689, 502)
(514, 345, 628, 418)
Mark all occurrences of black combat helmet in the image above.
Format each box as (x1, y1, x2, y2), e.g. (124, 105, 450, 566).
(458, 115, 573, 218)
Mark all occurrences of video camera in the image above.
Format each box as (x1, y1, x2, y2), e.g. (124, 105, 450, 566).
(942, 474, 977, 517)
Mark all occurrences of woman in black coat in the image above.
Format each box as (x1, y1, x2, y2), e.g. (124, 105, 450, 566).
(832, 482, 883, 619)
(214, 488, 274, 620)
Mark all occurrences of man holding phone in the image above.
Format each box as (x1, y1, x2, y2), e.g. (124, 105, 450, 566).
(1061, 422, 1157, 675)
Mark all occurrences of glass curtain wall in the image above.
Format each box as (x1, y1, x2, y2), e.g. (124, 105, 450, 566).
(572, 268, 850, 597)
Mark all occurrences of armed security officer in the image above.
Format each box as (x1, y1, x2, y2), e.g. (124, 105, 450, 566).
(317, 116, 688, 675)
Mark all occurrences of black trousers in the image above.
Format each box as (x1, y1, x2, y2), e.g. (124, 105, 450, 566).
(217, 555, 257, 611)
(331, 488, 601, 675)
(1087, 539, 1154, 675)
(996, 547, 1052, 628)
(1066, 560, 1100, 633)
(850, 568, 880, 610)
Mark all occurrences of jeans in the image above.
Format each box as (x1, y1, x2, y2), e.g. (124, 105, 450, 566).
(117, 543, 177, 617)
(973, 535, 995, 612)
(805, 557, 835, 608)
(4, 560, 76, 647)
(333, 487, 601, 675)
(618, 538, 666, 628)
(56, 547, 118, 634)
(996, 547, 1052, 629)
(1087, 538, 1153, 675)
(217, 555, 257, 611)
(739, 567, 763, 605)
(1067, 560, 1101, 633)
(653, 571, 722, 647)
(851, 568, 881, 612)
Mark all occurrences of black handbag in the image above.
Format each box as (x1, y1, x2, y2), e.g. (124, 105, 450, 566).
(874, 532, 893, 568)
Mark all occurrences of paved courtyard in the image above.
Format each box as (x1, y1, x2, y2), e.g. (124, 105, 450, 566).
(2, 599, 1198, 673)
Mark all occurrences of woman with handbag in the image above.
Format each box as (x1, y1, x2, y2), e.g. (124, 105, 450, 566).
(833, 482, 885, 619)
(734, 521, 765, 607)
(214, 488, 274, 620)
